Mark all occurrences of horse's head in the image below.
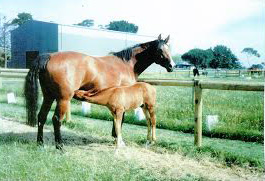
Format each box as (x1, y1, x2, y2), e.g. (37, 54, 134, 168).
(151, 34, 175, 72)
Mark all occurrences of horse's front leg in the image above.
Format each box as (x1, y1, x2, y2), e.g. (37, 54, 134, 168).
(113, 109, 126, 148)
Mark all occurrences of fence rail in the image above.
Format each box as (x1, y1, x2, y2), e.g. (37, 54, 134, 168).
(0, 68, 264, 147)
(141, 69, 265, 78)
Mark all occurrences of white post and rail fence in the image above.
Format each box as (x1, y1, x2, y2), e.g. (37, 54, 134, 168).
(0, 68, 264, 147)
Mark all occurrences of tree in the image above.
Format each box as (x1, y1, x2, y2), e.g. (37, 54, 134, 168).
(0, 16, 13, 68)
(211, 45, 241, 69)
(11, 12, 33, 26)
(172, 54, 182, 64)
(106, 20, 138, 33)
(241, 47, 260, 67)
(181, 48, 212, 68)
(76, 19, 94, 27)
(0, 49, 10, 67)
(250, 64, 263, 69)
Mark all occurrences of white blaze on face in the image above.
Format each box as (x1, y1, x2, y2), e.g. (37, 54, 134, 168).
(162, 44, 175, 67)
(170, 59, 176, 68)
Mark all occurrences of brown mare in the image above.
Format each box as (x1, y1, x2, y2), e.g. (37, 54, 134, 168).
(74, 82, 156, 148)
(24, 34, 174, 149)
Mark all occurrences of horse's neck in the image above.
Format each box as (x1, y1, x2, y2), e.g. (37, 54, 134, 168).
(131, 53, 154, 76)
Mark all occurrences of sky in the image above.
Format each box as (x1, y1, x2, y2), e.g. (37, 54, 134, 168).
(0, 0, 264, 67)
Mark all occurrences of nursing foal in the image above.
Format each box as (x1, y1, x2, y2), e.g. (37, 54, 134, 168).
(74, 82, 156, 148)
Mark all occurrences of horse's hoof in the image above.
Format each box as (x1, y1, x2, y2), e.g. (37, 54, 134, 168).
(145, 140, 155, 148)
(120, 141, 126, 147)
(116, 141, 126, 148)
(37, 141, 44, 147)
(55, 143, 64, 151)
(145, 141, 151, 148)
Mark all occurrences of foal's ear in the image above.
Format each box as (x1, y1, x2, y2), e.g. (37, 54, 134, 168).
(158, 34, 162, 40)
(164, 35, 170, 44)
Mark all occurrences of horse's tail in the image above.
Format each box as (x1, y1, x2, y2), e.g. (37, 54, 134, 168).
(24, 54, 50, 126)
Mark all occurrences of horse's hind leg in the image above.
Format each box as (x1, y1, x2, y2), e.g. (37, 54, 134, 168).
(52, 99, 70, 149)
(37, 96, 54, 145)
(144, 105, 156, 143)
(142, 107, 152, 143)
(149, 106, 157, 143)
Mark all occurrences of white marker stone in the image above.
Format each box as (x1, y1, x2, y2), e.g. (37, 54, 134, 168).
(7, 92, 16, 104)
(134, 107, 145, 120)
(82, 102, 91, 116)
(206, 115, 219, 131)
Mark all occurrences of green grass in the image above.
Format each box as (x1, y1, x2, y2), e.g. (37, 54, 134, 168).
(0, 76, 264, 143)
(0, 113, 264, 180)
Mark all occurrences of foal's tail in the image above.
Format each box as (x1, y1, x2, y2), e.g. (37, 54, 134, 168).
(24, 54, 50, 126)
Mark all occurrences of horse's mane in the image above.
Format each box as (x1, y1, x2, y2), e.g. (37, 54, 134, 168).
(111, 40, 158, 62)
(111, 44, 140, 61)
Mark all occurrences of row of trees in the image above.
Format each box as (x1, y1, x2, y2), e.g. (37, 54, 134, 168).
(9, 13, 139, 33)
(0, 12, 139, 67)
(76, 19, 138, 33)
(180, 46, 261, 69)
(1, 12, 262, 69)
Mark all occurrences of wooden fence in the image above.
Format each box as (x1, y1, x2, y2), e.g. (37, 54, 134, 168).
(0, 68, 264, 147)
(141, 69, 265, 79)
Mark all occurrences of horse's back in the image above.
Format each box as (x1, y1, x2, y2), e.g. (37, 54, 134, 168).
(41, 51, 92, 98)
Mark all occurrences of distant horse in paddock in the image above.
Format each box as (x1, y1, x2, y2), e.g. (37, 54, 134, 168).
(24, 34, 175, 149)
(193, 67, 200, 77)
(202, 69, 208, 77)
(74, 82, 157, 148)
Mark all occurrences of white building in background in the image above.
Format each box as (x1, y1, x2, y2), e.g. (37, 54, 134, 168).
(10, 20, 166, 72)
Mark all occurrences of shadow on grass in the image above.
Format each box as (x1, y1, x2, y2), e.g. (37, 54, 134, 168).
(0, 130, 112, 147)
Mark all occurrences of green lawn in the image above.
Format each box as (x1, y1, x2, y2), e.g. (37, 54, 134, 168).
(1, 77, 263, 143)
(0, 75, 264, 180)
(0, 115, 264, 180)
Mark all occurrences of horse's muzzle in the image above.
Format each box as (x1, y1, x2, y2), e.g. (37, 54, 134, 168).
(167, 66, 174, 72)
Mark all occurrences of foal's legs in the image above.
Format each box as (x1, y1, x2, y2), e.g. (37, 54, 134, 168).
(112, 112, 125, 138)
(142, 107, 152, 143)
(143, 105, 156, 143)
(37, 96, 54, 145)
(149, 106, 157, 142)
(52, 99, 70, 149)
(113, 109, 125, 148)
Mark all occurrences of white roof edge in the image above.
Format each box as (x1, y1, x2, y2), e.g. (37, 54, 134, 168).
(29, 20, 156, 38)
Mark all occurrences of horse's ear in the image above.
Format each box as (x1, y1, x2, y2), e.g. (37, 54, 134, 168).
(164, 35, 170, 44)
(158, 34, 162, 40)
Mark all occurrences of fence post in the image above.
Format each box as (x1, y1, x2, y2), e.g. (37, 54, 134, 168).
(194, 80, 203, 147)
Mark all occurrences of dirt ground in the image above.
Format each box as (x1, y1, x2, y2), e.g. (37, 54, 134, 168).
(0, 117, 264, 181)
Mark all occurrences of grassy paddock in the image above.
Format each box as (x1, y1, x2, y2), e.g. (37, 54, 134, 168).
(0, 77, 263, 143)
(0, 115, 264, 180)
(0, 76, 264, 180)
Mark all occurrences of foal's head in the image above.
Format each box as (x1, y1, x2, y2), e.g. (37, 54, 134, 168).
(140, 34, 175, 72)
